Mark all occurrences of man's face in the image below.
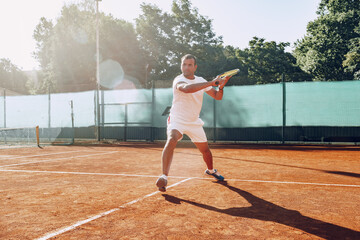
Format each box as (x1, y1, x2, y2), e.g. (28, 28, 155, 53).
(181, 58, 197, 78)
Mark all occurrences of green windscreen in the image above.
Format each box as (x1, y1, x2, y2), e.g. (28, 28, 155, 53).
(1, 81, 359, 136)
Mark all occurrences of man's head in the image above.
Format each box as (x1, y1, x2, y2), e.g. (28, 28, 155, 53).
(181, 54, 197, 79)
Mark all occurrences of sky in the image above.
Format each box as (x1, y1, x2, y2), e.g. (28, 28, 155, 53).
(0, 0, 321, 71)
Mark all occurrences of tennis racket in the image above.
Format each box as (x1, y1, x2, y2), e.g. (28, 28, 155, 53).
(215, 69, 240, 85)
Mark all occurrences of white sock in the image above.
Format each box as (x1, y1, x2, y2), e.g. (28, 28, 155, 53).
(161, 174, 168, 180)
(207, 169, 215, 174)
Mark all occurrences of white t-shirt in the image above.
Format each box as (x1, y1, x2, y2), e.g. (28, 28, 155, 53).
(169, 74, 212, 125)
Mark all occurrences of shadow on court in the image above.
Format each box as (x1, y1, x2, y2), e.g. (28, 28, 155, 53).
(213, 154, 360, 179)
(324, 170, 360, 178)
(162, 181, 360, 240)
(141, 146, 360, 179)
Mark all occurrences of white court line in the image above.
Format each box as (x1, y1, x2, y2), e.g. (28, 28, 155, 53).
(0, 169, 160, 178)
(0, 151, 118, 168)
(36, 178, 192, 240)
(0, 150, 88, 160)
(0, 169, 359, 188)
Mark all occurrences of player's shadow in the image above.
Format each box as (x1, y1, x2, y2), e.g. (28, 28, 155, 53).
(139, 147, 360, 179)
(162, 181, 360, 240)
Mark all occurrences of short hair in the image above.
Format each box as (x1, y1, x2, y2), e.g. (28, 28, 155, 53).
(181, 54, 197, 66)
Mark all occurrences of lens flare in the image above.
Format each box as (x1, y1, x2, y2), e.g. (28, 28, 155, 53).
(99, 59, 125, 89)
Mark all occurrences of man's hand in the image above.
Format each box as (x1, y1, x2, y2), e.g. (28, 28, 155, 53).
(210, 76, 226, 87)
(218, 75, 232, 89)
(211, 75, 232, 88)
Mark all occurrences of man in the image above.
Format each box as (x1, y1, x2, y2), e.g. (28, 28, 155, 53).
(156, 54, 232, 192)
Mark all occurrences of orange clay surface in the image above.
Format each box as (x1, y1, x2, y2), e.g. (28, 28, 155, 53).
(0, 142, 359, 239)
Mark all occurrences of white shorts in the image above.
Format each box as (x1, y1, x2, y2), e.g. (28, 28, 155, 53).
(167, 117, 208, 143)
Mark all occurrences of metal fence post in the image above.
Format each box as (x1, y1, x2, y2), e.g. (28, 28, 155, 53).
(282, 73, 286, 144)
(96, 89, 101, 141)
(48, 85, 51, 141)
(213, 98, 216, 143)
(94, 90, 97, 139)
(3, 90, 6, 144)
(124, 104, 128, 141)
(70, 100, 74, 144)
(3, 89, 6, 129)
(101, 90, 105, 140)
(150, 80, 155, 142)
(96, 0, 101, 141)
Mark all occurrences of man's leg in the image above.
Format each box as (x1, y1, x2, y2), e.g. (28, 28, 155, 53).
(194, 142, 225, 181)
(156, 129, 182, 191)
(194, 142, 213, 170)
(162, 129, 183, 176)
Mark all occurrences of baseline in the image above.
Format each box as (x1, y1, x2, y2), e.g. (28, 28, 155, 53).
(0, 150, 88, 160)
(0, 151, 118, 168)
(0, 169, 359, 188)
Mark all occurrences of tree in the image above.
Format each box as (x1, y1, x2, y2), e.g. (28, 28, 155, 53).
(136, 0, 310, 85)
(136, 0, 226, 81)
(0, 58, 29, 94)
(237, 37, 311, 84)
(32, 1, 146, 93)
(136, 3, 175, 80)
(294, 0, 360, 81)
(32, 17, 57, 93)
(343, 23, 360, 79)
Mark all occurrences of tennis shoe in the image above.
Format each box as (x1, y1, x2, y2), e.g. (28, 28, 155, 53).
(156, 175, 168, 192)
(205, 169, 225, 181)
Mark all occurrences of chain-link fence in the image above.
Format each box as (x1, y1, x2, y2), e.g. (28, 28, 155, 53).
(1, 80, 360, 146)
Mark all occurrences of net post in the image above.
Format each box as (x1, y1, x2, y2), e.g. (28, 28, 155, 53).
(36, 125, 40, 147)
(282, 73, 286, 144)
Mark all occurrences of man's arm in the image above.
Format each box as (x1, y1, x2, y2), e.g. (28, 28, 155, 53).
(206, 87, 224, 100)
(177, 77, 226, 93)
(205, 75, 232, 100)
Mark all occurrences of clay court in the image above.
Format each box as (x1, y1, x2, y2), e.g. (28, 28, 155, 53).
(0, 142, 359, 239)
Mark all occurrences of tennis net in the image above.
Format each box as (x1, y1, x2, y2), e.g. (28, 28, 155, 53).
(0, 126, 39, 147)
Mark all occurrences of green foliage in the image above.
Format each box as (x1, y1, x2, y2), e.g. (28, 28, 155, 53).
(135, 3, 175, 80)
(32, 17, 57, 93)
(136, 0, 226, 81)
(238, 37, 311, 84)
(343, 23, 360, 79)
(294, 0, 360, 81)
(32, 0, 354, 92)
(32, 2, 146, 93)
(136, 0, 309, 85)
(33, 17, 54, 69)
(0, 58, 29, 94)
